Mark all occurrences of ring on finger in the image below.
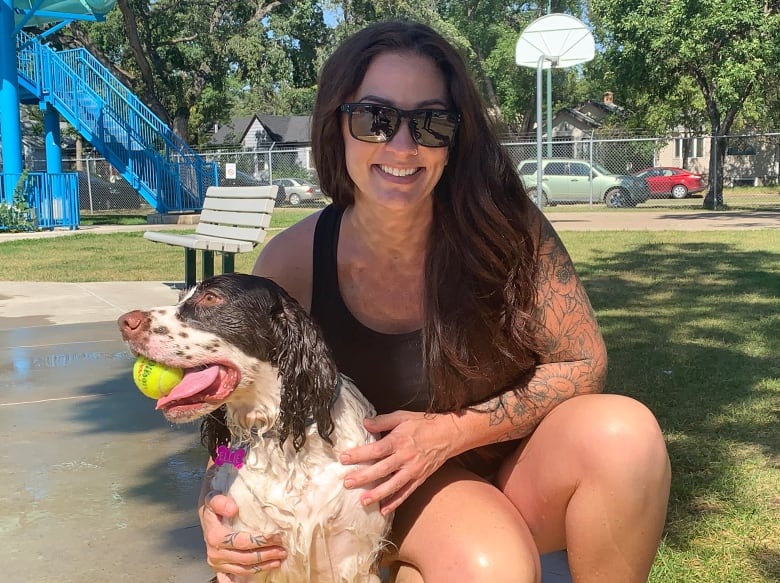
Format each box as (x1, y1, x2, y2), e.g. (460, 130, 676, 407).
(252, 564, 263, 573)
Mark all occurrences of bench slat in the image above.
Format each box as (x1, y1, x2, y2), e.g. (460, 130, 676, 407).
(203, 186, 279, 199)
(198, 209, 272, 229)
(144, 232, 259, 253)
(196, 222, 267, 243)
(203, 197, 276, 214)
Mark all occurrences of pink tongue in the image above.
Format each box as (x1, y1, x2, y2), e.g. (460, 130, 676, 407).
(156, 365, 221, 409)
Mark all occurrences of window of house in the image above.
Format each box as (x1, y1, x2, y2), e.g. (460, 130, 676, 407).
(726, 138, 757, 156)
(674, 136, 705, 158)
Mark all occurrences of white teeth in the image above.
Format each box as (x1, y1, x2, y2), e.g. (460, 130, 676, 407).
(379, 165, 418, 177)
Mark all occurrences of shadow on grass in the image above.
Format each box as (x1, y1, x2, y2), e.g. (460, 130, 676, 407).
(579, 241, 780, 565)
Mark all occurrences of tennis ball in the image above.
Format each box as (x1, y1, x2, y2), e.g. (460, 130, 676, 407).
(132, 356, 184, 399)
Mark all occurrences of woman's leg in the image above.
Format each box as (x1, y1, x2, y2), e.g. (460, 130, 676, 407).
(387, 462, 541, 583)
(497, 393, 671, 583)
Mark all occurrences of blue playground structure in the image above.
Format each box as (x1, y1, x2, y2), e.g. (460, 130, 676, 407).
(1, 0, 217, 230)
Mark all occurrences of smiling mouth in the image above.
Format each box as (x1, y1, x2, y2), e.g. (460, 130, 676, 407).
(378, 164, 420, 177)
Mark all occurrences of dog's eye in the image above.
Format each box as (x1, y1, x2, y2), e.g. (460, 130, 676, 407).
(200, 291, 222, 306)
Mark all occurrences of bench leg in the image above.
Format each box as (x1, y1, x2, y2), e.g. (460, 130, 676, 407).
(222, 253, 236, 275)
(184, 249, 197, 289)
(203, 250, 215, 281)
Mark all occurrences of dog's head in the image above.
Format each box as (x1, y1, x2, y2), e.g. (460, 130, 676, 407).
(118, 273, 338, 449)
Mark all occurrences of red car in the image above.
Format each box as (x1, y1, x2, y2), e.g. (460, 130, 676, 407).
(633, 167, 705, 199)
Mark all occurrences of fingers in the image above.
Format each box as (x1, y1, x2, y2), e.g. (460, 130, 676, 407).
(203, 491, 238, 518)
(207, 545, 287, 577)
(340, 435, 394, 466)
(363, 411, 405, 433)
(377, 478, 419, 515)
(200, 490, 286, 577)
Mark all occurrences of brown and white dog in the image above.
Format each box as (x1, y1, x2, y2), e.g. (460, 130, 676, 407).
(118, 273, 391, 582)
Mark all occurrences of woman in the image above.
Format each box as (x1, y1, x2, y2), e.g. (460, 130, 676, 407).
(199, 20, 671, 583)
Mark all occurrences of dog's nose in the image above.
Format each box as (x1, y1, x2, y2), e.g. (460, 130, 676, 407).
(118, 310, 148, 340)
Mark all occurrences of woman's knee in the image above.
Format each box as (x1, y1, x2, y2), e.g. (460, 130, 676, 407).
(391, 535, 539, 583)
(571, 394, 670, 480)
(497, 393, 670, 551)
(390, 464, 541, 583)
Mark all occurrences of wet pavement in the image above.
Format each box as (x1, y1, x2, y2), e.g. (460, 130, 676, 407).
(0, 283, 214, 582)
(0, 281, 572, 582)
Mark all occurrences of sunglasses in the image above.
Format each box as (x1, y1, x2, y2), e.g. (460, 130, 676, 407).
(340, 103, 460, 148)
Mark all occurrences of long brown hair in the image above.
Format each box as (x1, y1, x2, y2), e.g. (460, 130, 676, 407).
(312, 21, 541, 411)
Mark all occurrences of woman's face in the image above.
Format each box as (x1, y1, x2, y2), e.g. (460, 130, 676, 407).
(342, 51, 451, 211)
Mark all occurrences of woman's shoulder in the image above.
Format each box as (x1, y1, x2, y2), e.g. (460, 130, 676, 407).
(252, 208, 323, 310)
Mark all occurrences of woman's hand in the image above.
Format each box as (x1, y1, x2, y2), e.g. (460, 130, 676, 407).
(340, 411, 457, 514)
(199, 491, 287, 580)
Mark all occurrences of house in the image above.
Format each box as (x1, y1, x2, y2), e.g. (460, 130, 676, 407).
(655, 131, 779, 186)
(210, 114, 312, 150)
(547, 91, 627, 158)
(208, 114, 314, 181)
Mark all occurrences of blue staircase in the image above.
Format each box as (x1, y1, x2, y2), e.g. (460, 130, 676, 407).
(15, 30, 216, 213)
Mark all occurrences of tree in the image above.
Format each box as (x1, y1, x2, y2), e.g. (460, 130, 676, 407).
(590, 0, 780, 206)
(446, 1, 591, 134)
(330, 1, 591, 134)
(52, 0, 328, 144)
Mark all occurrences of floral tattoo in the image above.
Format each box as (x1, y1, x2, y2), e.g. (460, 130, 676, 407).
(471, 220, 607, 441)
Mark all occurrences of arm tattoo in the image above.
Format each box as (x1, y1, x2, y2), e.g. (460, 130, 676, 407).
(471, 220, 607, 441)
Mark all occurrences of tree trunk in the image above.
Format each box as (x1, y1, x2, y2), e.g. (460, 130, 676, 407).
(703, 133, 725, 208)
(75, 136, 83, 170)
(173, 106, 190, 142)
(473, 45, 501, 116)
(115, 0, 172, 125)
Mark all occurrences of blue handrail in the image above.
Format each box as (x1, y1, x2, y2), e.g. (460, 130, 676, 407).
(15, 30, 216, 213)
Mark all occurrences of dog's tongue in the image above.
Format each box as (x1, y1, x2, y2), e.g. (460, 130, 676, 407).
(156, 366, 221, 409)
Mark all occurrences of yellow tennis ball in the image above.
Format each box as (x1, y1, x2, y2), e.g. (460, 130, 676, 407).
(132, 356, 184, 399)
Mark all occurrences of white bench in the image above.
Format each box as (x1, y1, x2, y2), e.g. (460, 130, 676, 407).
(144, 185, 278, 288)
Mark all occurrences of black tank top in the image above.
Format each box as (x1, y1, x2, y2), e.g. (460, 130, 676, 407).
(311, 205, 430, 414)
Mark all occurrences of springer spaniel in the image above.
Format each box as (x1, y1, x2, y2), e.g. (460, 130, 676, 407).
(118, 273, 391, 582)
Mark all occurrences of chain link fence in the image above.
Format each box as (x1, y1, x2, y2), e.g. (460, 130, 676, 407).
(196, 147, 326, 208)
(504, 132, 780, 210)
(28, 132, 779, 214)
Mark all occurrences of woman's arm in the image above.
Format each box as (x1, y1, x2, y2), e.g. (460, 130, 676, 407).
(341, 218, 607, 512)
(464, 216, 607, 439)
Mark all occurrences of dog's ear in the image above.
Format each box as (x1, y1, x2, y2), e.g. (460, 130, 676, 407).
(270, 292, 338, 450)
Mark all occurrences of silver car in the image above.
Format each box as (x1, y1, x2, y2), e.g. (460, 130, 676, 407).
(271, 178, 323, 206)
(517, 158, 650, 207)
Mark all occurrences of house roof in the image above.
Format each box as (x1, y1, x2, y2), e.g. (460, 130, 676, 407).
(210, 114, 312, 146)
(550, 95, 628, 134)
(581, 99, 626, 117)
(555, 107, 603, 129)
(257, 115, 312, 143)
(210, 116, 257, 146)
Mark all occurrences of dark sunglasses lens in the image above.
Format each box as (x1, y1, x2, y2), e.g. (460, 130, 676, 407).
(411, 111, 458, 147)
(349, 105, 399, 143)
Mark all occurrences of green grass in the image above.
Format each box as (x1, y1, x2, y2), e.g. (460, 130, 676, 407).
(0, 208, 316, 281)
(567, 230, 780, 582)
(1, 226, 778, 581)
